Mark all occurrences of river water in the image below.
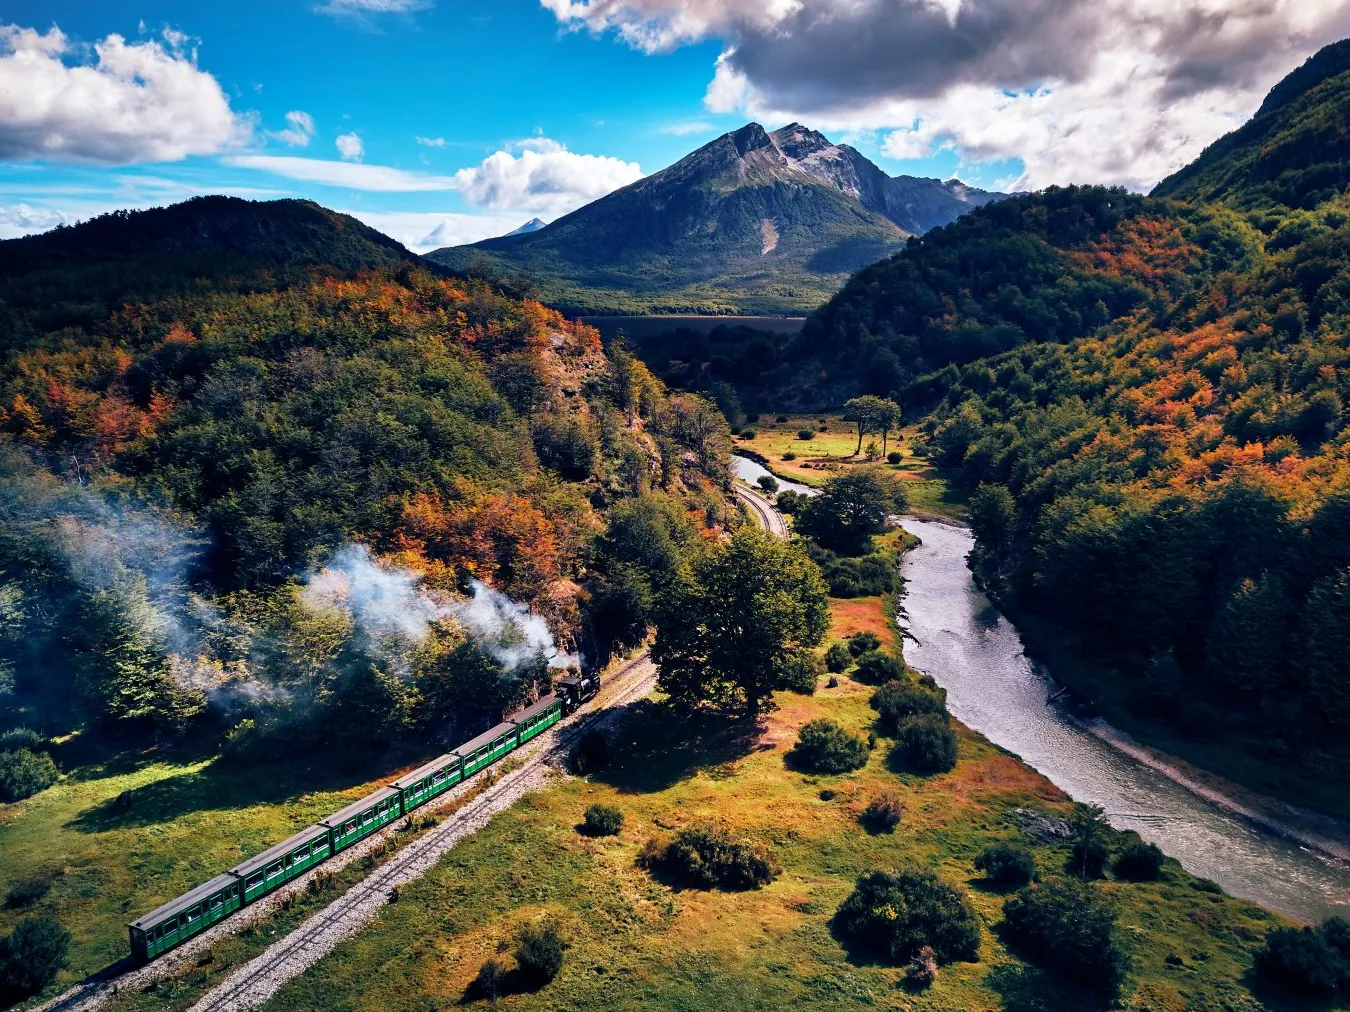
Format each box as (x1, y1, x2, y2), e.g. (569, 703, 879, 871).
(898, 518, 1350, 924)
(733, 455, 816, 496)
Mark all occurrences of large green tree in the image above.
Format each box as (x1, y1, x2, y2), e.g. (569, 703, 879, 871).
(652, 527, 829, 713)
(795, 469, 907, 555)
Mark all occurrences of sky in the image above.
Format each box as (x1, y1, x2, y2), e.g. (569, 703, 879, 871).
(3, 0, 1349, 252)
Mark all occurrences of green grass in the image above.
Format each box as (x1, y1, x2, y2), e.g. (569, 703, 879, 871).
(0, 743, 409, 992)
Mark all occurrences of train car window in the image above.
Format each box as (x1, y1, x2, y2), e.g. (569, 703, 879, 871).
(248, 873, 263, 890)
(432, 771, 444, 784)
(293, 847, 308, 862)
(211, 897, 223, 911)
(267, 862, 283, 879)
(345, 820, 357, 834)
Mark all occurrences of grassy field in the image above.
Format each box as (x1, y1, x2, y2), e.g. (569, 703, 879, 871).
(735, 414, 966, 520)
(128, 596, 1284, 1012)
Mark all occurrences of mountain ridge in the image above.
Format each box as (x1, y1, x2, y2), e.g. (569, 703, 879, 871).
(426, 122, 1006, 315)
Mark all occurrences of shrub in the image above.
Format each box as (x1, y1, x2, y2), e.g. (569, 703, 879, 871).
(746, 413, 760, 423)
(0, 915, 70, 999)
(860, 793, 904, 833)
(797, 429, 816, 441)
(781, 451, 796, 461)
(472, 957, 508, 1002)
(974, 843, 1037, 888)
(776, 415, 788, 423)
(5, 873, 55, 910)
(790, 719, 869, 773)
(0, 749, 58, 802)
(570, 730, 609, 774)
(890, 715, 957, 774)
(581, 803, 623, 837)
(1113, 841, 1165, 881)
(835, 869, 980, 965)
(0, 728, 45, 753)
(1068, 804, 1111, 879)
(824, 643, 852, 673)
(756, 474, 778, 495)
(852, 650, 906, 686)
(778, 650, 823, 694)
(807, 545, 897, 597)
(870, 679, 947, 734)
(647, 824, 779, 890)
(776, 490, 804, 514)
(1255, 919, 1350, 995)
(887, 451, 903, 465)
(740, 429, 757, 440)
(905, 946, 938, 990)
(1001, 880, 1128, 997)
(848, 631, 882, 656)
(515, 919, 566, 984)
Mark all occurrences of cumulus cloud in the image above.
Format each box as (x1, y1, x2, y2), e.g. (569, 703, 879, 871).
(0, 203, 75, 240)
(543, 0, 1350, 190)
(452, 138, 642, 216)
(0, 23, 252, 164)
(273, 110, 316, 147)
(346, 209, 525, 252)
(335, 131, 364, 161)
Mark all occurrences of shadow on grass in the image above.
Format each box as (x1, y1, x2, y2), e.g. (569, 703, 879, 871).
(586, 701, 764, 795)
(983, 962, 1113, 1012)
(66, 750, 396, 834)
(1241, 969, 1346, 1012)
(459, 965, 550, 1005)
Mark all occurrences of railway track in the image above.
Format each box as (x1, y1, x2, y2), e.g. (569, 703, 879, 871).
(35, 483, 786, 1012)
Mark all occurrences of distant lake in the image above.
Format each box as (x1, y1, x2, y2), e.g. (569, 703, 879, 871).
(578, 315, 805, 341)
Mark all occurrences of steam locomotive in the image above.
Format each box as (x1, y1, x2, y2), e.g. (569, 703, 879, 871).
(127, 668, 601, 963)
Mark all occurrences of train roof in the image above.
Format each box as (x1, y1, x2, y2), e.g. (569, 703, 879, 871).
(130, 872, 241, 931)
(510, 694, 560, 724)
(319, 785, 402, 829)
(454, 720, 518, 757)
(391, 752, 460, 790)
(230, 823, 331, 878)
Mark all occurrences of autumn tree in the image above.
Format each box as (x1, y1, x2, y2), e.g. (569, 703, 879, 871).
(653, 527, 829, 714)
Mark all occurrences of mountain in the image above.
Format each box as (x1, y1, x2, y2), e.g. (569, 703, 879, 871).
(504, 217, 547, 236)
(426, 123, 1004, 315)
(1152, 39, 1350, 210)
(0, 196, 420, 352)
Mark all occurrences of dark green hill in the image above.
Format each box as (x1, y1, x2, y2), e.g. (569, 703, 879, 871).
(1152, 39, 1350, 210)
(427, 123, 1003, 316)
(0, 196, 418, 352)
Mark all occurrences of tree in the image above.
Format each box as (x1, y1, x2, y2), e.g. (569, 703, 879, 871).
(653, 527, 829, 714)
(1113, 840, 1164, 881)
(1068, 803, 1112, 879)
(0, 748, 58, 802)
(876, 399, 901, 456)
(835, 869, 980, 965)
(968, 483, 1017, 561)
(1001, 879, 1129, 998)
(795, 469, 906, 555)
(842, 395, 892, 457)
(0, 915, 70, 999)
(1255, 919, 1350, 995)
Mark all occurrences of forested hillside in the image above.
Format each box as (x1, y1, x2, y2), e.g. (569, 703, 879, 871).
(793, 40, 1350, 793)
(0, 199, 733, 767)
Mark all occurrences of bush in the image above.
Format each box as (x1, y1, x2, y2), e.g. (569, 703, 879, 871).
(860, 793, 904, 833)
(0, 749, 58, 802)
(1001, 880, 1128, 997)
(848, 631, 882, 656)
(807, 545, 896, 597)
(0, 728, 45, 753)
(581, 803, 623, 837)
(781, 451, 797, 461)
(870, 679, 947, 734)
(975, 843, 1037, 888)
(570, 730, 609, 774)
(824, 642, 852, 673)
(1255, 919, 1350, 995)
(740, 429, 757, 440)
(790, 719, 869, 773)
(746, 413, 760, 423)
(797, 429, 816, 441)
(472, 957, 508, 1002)
(776, 415, 789, 423)
(4, 873, 55, 910)
(646, 824, 779, 890)
(515, 919, 566, 984)
(835, 869, 980, 965)
(778, 650, 823, 694)
(756, 474, 778, 495)
(852, 650, 905, 686)
(906, 946, 939, 990)
(890, 715, 958, 774)
(0, 915, 70, 999)
(1113, 841, 1165, 881)
(887, 451, 903, 465)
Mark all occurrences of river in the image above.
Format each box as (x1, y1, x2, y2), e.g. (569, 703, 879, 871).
(899, 517, 1350, 924)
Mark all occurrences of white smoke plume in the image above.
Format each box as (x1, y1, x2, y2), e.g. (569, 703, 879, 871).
(301, 544, 579, 670)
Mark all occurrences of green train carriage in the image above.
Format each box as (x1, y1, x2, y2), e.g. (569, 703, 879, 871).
(128, 873, 243, 962)
(320, 786, 404, 854)
(231, 824, 333, 904)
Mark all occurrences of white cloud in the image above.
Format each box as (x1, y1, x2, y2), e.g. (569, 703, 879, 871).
(345, 210, 526, 252)
(318, 0, 434, 15)
(0, 203, 76, 240)
(225, 154, 457, 191)
(544, 0, 1350, 190)
(0, 23, 252, 164)
(659, 119, 715, 135)
(273, 110, 316, 148)
(452, 140, 642, 216)
(416, 135, 446, 147)
(335, 131, 364, 161)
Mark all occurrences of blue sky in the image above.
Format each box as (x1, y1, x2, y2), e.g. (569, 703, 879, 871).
(1, 1, 1343, 250)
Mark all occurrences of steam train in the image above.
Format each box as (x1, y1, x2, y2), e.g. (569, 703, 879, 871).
(127, 669, 601, 963)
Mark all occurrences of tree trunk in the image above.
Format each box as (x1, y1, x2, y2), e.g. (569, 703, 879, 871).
(854, 424, 863, 456)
